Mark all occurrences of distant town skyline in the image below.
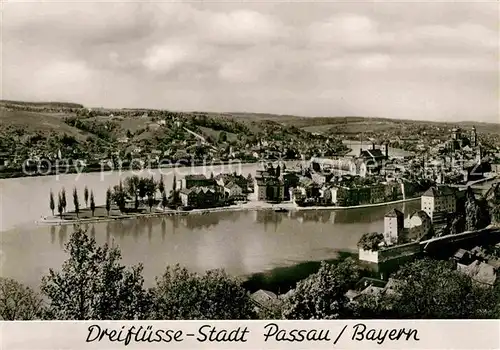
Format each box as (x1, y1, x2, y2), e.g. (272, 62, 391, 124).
(2, 1, 499, 123)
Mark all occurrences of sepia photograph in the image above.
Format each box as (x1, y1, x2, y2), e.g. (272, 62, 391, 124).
(0, 0, 499, 329)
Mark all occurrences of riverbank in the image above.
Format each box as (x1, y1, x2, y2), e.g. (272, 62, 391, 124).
(0, 159, 265, 180)
(295, 196, 420, 211)
(36, 197, 421, 226)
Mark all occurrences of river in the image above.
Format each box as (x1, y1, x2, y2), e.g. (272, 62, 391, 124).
(0, 157, 420, 290)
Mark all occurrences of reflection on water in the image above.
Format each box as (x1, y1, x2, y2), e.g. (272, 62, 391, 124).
(50, 225, 55, 244)
(161, 219, 166, 242)
(243, 252, 356, 294)
(58, 225, 67, 248)
(1, 200, 420, 289)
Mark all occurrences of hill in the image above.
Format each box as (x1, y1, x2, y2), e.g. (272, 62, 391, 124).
(229, 112, 499, 134)
(0, 100, 84, 109)
(0, 108, 88, 141)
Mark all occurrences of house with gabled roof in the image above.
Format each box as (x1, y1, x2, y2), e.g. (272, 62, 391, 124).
(421, 185, 457, 223)
(457, 260, 497, 287)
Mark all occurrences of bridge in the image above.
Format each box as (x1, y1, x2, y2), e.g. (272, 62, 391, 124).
(447, 175, 499, 196)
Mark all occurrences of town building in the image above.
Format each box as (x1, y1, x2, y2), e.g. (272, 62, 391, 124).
(223, 182, 245, 200)
(383, 209, 405, 245)
(254, 177, 284, 202)
(282, 172, 301, 200)
(491, 160, 500, 174)
(406, 210, 433, 241)
(253, 163, 286, 202)
(359, 143, 388, 163)
(310, 157, 368, 177)
(180, 174, 216, 189)
(457, 260, 497, 287)
(421, 185, 457, 224)
(179, 186, 221, 208)
(214, 173, 251, 193)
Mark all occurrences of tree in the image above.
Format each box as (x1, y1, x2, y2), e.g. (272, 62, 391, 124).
(112, 181, 127, 213)
(138, 177, 148, 201)
(161, 191, 168, 211)
(40, 230, 151, 320)
(105, 188, 112, 216)
(246, 173, 253, 186)
(357, 232, 385, 251)
(464, 187, 490, 231)
(57, 193, 63, 219)
(148, 195, 154, 212)
(477, 196, 491, 229)
(171, 175, 180, 205)
(349, 293, 399, 319)
(150, 265, 255, 320)
(158, 175, 165, 195)
(491, 204, 500, 224)
(61, 188, 67, 213)
(281, 259, 360, 319)
(84, 186, 89, 208)
(134, 195, 140, 210)
(49, 190, 55, 216)
(218, 131, 228, 143)
(90, 191, 95, 217)
(125, 175, 141, 205)
(146, 175, 157, 200)
(0, 277, 43, 320)
(73, 187, 80, 218)
(465, 187, 478, 231)
(449, 214, 465, 235)
(390, 258, 490, 318)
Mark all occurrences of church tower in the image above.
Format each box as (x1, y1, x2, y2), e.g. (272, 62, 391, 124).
(476, 145, 483, 163)
(471, 126, 477, 147)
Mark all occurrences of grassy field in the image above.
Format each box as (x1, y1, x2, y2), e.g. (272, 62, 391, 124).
(0, 108, 89, 140)
(198, 126, 239, 143)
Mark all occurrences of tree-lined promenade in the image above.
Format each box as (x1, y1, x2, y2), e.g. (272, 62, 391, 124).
(48, 174, 183, 222)
(1, 229, 499, 320)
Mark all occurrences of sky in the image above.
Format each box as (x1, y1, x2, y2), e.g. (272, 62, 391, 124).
(1, 0, 499, 123)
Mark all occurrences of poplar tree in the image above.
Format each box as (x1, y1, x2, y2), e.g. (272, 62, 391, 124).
(73, 187, 80, 218)
(161, 191, 168, 211)
(49, 190, 55, 216)
(158, 175, 165, 195)
(57, 194, 63, 219)
(61, 188, 67, 213)
(90, 191, 95, 217)
(84, 186, 89, 208)
(105, 188, 112, 216)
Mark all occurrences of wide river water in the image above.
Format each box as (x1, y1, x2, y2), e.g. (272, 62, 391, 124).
(0, 143, 416, 289)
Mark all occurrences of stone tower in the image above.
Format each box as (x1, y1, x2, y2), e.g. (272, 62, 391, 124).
(471, 126, 477, 147)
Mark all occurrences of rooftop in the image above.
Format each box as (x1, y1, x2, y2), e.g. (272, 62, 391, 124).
(385, 208, 404, 218)
(422, 185, 456, 197)
(360, 149, 385, 160)
(458, 260, 497, 286)
(410, 210, 431, 221)
(185, 174, 208, 181)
